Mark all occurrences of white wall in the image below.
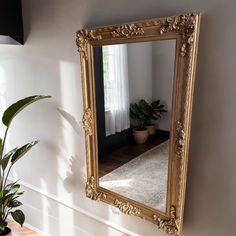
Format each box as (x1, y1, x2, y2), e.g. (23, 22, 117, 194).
(127, 40, 175, 131)
(0, 0, 235, 236)
(152, 40, 176, 131)
(128, 42, 153, 103)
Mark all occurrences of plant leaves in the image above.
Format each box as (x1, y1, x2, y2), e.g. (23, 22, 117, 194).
(1, 183, 21, 206)
(4, 181, 19, 192)
(11, 141, 39, 164)
(5, 184, 20, 195)
(2, 95, 51, 127)
(0, 221, 7, 231)
(0, 138, 2, 154)
(8, 200, 22, 208)
(0, 148, 17, 170)
(11, 209, 25, 227)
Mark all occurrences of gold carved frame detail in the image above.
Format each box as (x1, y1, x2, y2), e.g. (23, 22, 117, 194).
(77, 13, 201, 236)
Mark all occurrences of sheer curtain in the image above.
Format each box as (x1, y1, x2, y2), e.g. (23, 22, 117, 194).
(103, 44, 130, 135)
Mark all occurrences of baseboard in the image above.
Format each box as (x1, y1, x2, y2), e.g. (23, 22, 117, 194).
(24, 222, 51, 236)
(8, 177, 139, 236)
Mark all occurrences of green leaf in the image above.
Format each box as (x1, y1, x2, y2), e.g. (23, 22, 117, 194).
(0, 221, 7, 231)
(5, 184, 20, 195)
(0, 148, 17, 170)
(9, 200, 22, 208)
(4, 181, 19, 192)
(1, 183, 21, 206)
(16, 191, 24, 196)
(2, 95, 51, 127)
(11, 209, 25, 227)
(11, 141, 39, 164)
(0, 138, 2, 153)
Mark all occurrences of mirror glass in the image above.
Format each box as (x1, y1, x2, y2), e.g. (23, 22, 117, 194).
(93, 40, 176, 212)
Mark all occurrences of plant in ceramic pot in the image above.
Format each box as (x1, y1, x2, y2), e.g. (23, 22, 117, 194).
(130, 100, 149, 144)
(145, 99, 167, 135)
(0, 95, 51, 236)
(130, 99, 167, 139)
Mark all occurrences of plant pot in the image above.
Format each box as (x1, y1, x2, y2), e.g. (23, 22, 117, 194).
(133, 128, 149, 144)
(145, 124, 156, 135)
(0, 227, 11, 236)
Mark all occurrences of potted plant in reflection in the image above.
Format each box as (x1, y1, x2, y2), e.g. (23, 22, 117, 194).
(130, 100, 149, 144)
(0, 95, 51, 236)
(130, 99, 167, 144)
(144, 99, 167, 135)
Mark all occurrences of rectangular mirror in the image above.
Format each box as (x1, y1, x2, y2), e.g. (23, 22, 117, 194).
(77, 13, 201, 236)
(96, 40, 176, 213)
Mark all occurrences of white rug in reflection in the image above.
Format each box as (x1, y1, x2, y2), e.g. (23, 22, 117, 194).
(100, 140, 169, 212)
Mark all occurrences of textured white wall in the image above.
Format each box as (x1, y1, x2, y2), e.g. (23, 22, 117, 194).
(0, 0, 235, 236)
(128, 42, 153, 103)
(152, 40, 176, 131)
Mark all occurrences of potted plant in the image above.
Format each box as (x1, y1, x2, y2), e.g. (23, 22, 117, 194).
(145, 99, 167, 135)
(130, 100, 149, 144)
(0, 95, 51, 235)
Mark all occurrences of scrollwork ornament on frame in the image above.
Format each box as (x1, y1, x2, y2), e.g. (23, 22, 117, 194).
(111, 24, 144, 38)
(114, 199, 141, 216)
(86, 176, 106, 201)
(175, 121, 185, 159)
(76, 29, 102, 60)
(82, 108, 93, 136)
(159, 13, 196, 56)
(175, 121, 186, 212)
(153, 206, 180, 236)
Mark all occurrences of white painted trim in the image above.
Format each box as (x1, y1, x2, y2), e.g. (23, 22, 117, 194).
(24, 222, 51, 236)
(8, 177, 140, 236)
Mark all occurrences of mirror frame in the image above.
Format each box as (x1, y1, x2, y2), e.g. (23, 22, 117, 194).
(76, 12, 201, 236)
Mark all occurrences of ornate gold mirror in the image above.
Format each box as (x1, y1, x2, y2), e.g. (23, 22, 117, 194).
(76, 13, 201, 236)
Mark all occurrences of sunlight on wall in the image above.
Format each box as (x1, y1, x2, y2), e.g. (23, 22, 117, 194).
(40, 179, 51, 233)
(59, 61, 77, 110)
(0, 67, 6, 136)
(58, 204, 74, 236)
(58, 60, 78, 235)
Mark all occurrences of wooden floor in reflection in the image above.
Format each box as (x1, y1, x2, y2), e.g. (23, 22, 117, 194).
(99, 130, 169, 177)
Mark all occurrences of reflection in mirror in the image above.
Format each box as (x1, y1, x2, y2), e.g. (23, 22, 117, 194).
(94, 40, 176, 212)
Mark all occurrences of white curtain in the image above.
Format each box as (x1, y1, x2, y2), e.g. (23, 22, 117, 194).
(103, 44, 130, 135)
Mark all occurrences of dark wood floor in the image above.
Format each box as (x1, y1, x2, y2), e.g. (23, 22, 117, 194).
(99, 130, 169, 177)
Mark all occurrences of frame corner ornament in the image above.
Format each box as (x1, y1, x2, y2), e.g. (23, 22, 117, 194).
(86, 176, 106, 201)
(111, 24, 144, 38)
(153, 206, 180, 236)
(114, 199, 141, 216)
(159, 13, 197, 56)
(82, 108, 93, 136)
(76, 29, 102, 60)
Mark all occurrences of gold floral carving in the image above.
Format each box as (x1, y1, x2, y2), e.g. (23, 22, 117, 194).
(153, 206, 179, 236)
(82, 108, 93, 136)
(86, 176, 106, 201)
(111, 24, 144, 38)
(175, 121, 185, 158)
(175, 121, 186, 215)
(159, 13, 196, 56)
(76, 29, 102, 60)
(114, 199, 141, 216)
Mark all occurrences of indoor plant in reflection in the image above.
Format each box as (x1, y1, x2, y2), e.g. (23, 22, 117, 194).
(144, 99, 167, 135)
(130, 100, 149, 144)
(0, 95, 51, 236)
(130, 99, 167, 144)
